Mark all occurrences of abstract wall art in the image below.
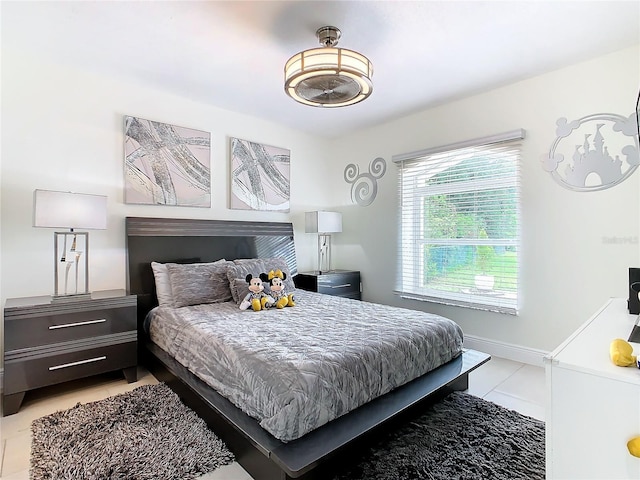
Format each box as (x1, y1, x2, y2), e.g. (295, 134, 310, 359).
(124, 116, 211, 206)
(230, 137, 290, 212)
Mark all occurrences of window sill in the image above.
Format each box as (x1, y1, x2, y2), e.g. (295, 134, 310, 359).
(395, 290, 518, 316)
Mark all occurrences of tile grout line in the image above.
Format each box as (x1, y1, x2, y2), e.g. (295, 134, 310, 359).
(487, 389, 543, 407)
(485, 363, 527, 398)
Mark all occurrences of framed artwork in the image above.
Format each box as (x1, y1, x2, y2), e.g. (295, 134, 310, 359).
(230, 137, 290, 212)
(124, 116, 211, 206)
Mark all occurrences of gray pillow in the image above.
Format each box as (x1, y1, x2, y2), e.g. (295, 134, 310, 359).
(227, 260, 266, 302)
(261, 257, 296, 292)
(167, 261, 233, 307)
(228, 257, 296, 298)
(151, 257, 204, 307)
(229, 277, 252, 306)
(151, 262, 175, 307)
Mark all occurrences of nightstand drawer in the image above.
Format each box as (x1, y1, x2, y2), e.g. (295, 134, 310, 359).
(317, 272, 360, 297)
(5, 305, 136, 351)
(3, 290, 138, 416)
(4, 335, 137, 394)
(295, 270, 361, 300)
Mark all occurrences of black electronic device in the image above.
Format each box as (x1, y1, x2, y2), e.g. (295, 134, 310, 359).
(636, 87, 639, 141)
(629, 268, 640, 343)
(629, 275, 640, 343)
(629, 321, 640, 343)
(630, 268, 640, 314)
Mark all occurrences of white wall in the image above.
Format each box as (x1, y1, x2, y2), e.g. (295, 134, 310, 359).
(1, 40, 639, 361)
(327, 45, 640, 352)
(0, 48, 330, 362)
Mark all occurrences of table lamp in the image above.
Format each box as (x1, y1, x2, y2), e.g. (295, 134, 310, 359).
(305, 211, 342, 274)
(33, 189, 107, 300)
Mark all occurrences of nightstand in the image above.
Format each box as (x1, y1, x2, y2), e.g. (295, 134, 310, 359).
(3, 289, 137, 416)
(294, 270, 361, 300)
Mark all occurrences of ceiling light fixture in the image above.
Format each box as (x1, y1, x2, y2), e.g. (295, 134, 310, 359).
(284, 26, 373, 108)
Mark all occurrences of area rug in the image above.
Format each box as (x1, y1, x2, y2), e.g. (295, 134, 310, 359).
(31, 386, 544, 480)
(30, 383, 234, 480)
(332, 391, 545, 480)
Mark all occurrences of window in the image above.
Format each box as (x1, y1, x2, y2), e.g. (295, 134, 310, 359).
(394, 130, 524, 315)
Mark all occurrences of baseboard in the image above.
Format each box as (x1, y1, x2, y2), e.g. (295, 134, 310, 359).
(463, 335, 548, 367)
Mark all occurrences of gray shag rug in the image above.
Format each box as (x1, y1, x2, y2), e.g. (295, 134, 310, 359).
(30, 383, 234, 480)
(31, 386, 543, 480)
(332, 391, 545, 480)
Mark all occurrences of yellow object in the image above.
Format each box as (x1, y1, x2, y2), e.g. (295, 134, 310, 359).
(610, 340, 640, 459)
(275, 293, 296, 309)
(251, 298, 262, 311)
(609, 338, 637, 367)
(286, 293, 295, 307)
(268, 269, 284, 280)
(628, 437, 640, 458)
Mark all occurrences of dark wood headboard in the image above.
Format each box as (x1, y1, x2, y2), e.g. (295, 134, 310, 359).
(125, 217, 297, 326)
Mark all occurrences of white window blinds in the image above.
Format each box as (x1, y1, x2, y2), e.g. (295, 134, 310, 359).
(393, 130, 524, 315)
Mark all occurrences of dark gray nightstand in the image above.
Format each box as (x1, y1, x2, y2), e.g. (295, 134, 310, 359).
(2, 289, 137, 416)
(294, 270, 361, 300)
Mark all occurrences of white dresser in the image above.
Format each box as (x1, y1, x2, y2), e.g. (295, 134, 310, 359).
(546, 298, 640, 479)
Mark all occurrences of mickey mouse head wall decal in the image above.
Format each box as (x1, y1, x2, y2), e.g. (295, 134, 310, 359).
(344, 157, 387, 207)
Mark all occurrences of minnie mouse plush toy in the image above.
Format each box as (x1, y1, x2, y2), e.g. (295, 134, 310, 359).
(261, 269, 295, 309)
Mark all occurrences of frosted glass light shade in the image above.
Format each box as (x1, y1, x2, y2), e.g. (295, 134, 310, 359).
(34, 189, 107, 230)
(284, 47, 373, 107)
(284, 26, 373, 108)
(305, 211, 342, 234)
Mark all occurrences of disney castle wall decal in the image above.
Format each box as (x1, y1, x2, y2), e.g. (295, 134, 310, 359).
(541, 113, 639, 192)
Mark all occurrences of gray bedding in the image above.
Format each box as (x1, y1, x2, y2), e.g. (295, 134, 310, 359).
(147, 290, 463, 442)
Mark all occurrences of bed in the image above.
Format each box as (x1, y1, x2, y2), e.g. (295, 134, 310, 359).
(126, 217, 490, 480)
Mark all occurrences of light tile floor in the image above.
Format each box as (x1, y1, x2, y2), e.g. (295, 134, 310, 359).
(1, 356, 545, 479)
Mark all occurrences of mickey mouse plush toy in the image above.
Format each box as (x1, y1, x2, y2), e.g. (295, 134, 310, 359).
(240, 274, 274, 311)
(261, 269, 295, 309)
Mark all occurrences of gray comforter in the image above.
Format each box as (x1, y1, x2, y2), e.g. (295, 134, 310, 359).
(148, 290, 463, 442)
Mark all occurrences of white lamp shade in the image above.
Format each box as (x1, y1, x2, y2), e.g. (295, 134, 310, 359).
(305, 211, 342, 234)
(34, 189, 107, 230)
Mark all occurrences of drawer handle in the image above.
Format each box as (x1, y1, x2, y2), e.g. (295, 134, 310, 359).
(49, 356, 107, 371)
(49, 319, 107, 330)
(331, 284, 351, 289)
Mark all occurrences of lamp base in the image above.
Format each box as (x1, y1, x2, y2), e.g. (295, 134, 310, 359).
(317, 234, 333, 274)
(54, 231, 89, 297)
(52, 293, 92, 303)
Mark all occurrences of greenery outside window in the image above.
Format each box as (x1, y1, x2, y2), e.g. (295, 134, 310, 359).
(393, 130, 524, 315)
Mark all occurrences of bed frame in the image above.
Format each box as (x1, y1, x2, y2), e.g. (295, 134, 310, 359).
(125, 216, 490, 480)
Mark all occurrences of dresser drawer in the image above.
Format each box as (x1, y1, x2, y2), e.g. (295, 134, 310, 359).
(4, 335, 137, 395)
(5, 305, 136, 351)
